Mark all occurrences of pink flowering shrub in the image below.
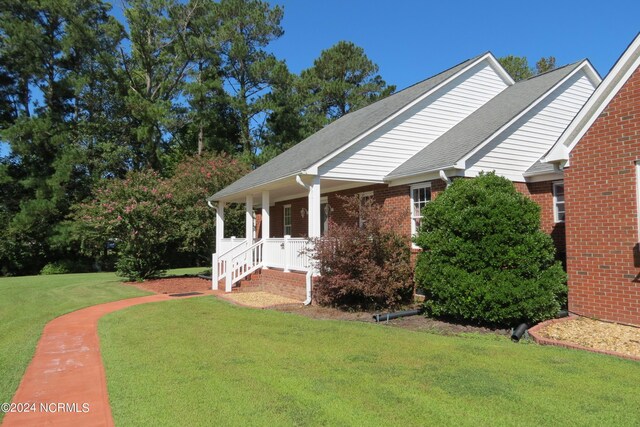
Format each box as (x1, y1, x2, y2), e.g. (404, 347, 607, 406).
(74, 170, 179, 280)
(168, 153, 248, 259)
(73, 153, 247, 280)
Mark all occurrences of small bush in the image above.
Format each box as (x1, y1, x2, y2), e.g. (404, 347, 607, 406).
(39, 260, 91, 275)
(414, 173, 566, 326)
(40, 262, 73, 275)
(311, 195, 413, 310)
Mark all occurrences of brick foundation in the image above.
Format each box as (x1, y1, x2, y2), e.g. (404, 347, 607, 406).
(259, 269, 307, 301)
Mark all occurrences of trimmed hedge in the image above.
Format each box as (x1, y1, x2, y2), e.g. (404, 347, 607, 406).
(414, 173, 566, 326)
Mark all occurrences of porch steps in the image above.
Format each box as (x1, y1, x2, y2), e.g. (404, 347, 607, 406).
(232, 270, 263, 293)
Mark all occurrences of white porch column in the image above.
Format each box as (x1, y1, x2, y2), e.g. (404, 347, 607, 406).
(213, 201, 225, 291)
(216, 202, 225, 253)
(245, 194, 253, 241)
(308, 176, 321, 238)
(261, 190, 270, 270)
(261, 191, 270, 239)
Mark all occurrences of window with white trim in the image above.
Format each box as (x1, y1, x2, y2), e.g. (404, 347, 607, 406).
(283, 205, 292, 236)
(410, 183, 431, 237)
(320, 196, 329, 236)
(553, 181, 565, 223)
(358, 191, 374, 228)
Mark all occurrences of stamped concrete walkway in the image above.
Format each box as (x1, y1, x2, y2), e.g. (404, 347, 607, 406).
(2, 294, 174, 427)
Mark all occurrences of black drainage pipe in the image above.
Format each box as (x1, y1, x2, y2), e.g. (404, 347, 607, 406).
(557, 309, 569, 318)
(511, 323, 528, 342)
(373, 308, 423, 323)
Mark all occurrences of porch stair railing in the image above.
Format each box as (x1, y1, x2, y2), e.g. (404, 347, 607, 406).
(213, 237, 313, 292)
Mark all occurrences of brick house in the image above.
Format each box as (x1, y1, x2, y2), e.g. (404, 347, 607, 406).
(208, 52, 600, 302)
(544, 33, 640, 325)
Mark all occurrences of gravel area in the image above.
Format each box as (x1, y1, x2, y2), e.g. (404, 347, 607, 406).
(537, 317, 640, 358)
(221, 291, 303, 308)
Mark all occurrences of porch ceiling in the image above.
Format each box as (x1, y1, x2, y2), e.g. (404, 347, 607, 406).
(219, 177, 380, 206)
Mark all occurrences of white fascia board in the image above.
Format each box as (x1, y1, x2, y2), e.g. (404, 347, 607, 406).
(524, 171, 564, 183)
(545, 38, 640, 163)
(386, 168, 462, 187)
(485, 53, 516, 86)
(307, 54, 505, 174)
(455, 60, 597, 170)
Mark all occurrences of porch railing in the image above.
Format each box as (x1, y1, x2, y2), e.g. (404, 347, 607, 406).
(212, 236, 313, 292)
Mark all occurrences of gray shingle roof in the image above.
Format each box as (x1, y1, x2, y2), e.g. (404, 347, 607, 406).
(210, 53, 487, 201)
(524, 159, 557, 176)
(385, 62, 584, 179)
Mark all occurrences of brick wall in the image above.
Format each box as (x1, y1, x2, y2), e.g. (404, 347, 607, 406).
(563, 65, 640, 325)
(260, 269, 307, 301)
(513, 181, 566, 260)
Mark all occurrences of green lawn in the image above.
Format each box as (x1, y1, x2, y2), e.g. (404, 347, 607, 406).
(100, 297, 640, 427)
(0, 268, 201, 419)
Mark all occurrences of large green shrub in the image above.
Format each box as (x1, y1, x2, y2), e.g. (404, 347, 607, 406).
(414, 173, 566, 326)
(311, 196, 413, 310)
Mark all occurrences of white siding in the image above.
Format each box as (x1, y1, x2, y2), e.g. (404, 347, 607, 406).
(466, 71, 596, 181)
(318, 61, 509, 181)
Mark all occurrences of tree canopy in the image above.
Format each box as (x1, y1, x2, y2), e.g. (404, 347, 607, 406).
(498, 55, 557, 81)
(0, 0, 395, 276)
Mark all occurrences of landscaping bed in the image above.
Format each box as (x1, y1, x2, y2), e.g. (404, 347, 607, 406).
(272, 304, 510, 336)
(127, 276, 211, 294)
(534, 316, 640, 360)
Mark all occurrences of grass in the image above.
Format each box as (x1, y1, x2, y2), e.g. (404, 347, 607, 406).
(0, 267, 202, 419)
(100, 297, 640, 427)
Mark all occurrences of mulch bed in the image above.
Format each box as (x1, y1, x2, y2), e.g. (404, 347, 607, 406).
(531, 316, 640, 360)
(271, 304, 509, 336)
(127, 276, 212, 294)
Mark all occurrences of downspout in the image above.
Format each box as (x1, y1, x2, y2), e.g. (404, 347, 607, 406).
(439, 169, 452, 187)
(207, 200, 215, 209)
(296, 175, 314, 305)
(304, 270, 313, 306)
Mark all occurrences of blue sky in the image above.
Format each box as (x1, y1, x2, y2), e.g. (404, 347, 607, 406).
(266, 0, 639, 88)
(2, 0, 638, 158)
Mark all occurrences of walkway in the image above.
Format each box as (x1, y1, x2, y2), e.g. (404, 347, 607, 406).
(2, 294, 173, 427)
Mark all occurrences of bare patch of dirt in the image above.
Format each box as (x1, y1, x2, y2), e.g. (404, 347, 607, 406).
(127, 276, 211, 294)
(271, 304, 509, 336)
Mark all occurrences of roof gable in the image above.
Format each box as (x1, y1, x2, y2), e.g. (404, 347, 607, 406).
(317, 59, 511, 181)
(210, 53, 510, 201)
(545, 33, 640, 164)
(386, 61, 598, 181)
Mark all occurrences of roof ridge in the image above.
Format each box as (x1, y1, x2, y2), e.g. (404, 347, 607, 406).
(519, 60, 584, 82)
(388, 52, 489, 95)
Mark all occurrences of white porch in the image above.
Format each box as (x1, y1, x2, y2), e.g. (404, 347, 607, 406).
(212, 236, 313, 293)
(211, 175, 324, 293)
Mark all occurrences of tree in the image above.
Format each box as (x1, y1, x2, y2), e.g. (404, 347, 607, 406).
(498, 55, 557, 82)
(536, 56, 556, 74)
(0, 0, 127, 275)
(261, 41, 395, 164)
(181, 1, 240, 156)
(216, 0, 285, 158)
(498, 55, 534, 81)
(120, 0, 200, 170)
(301, 41, 395, 122)
(414, 173, 567, 326)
